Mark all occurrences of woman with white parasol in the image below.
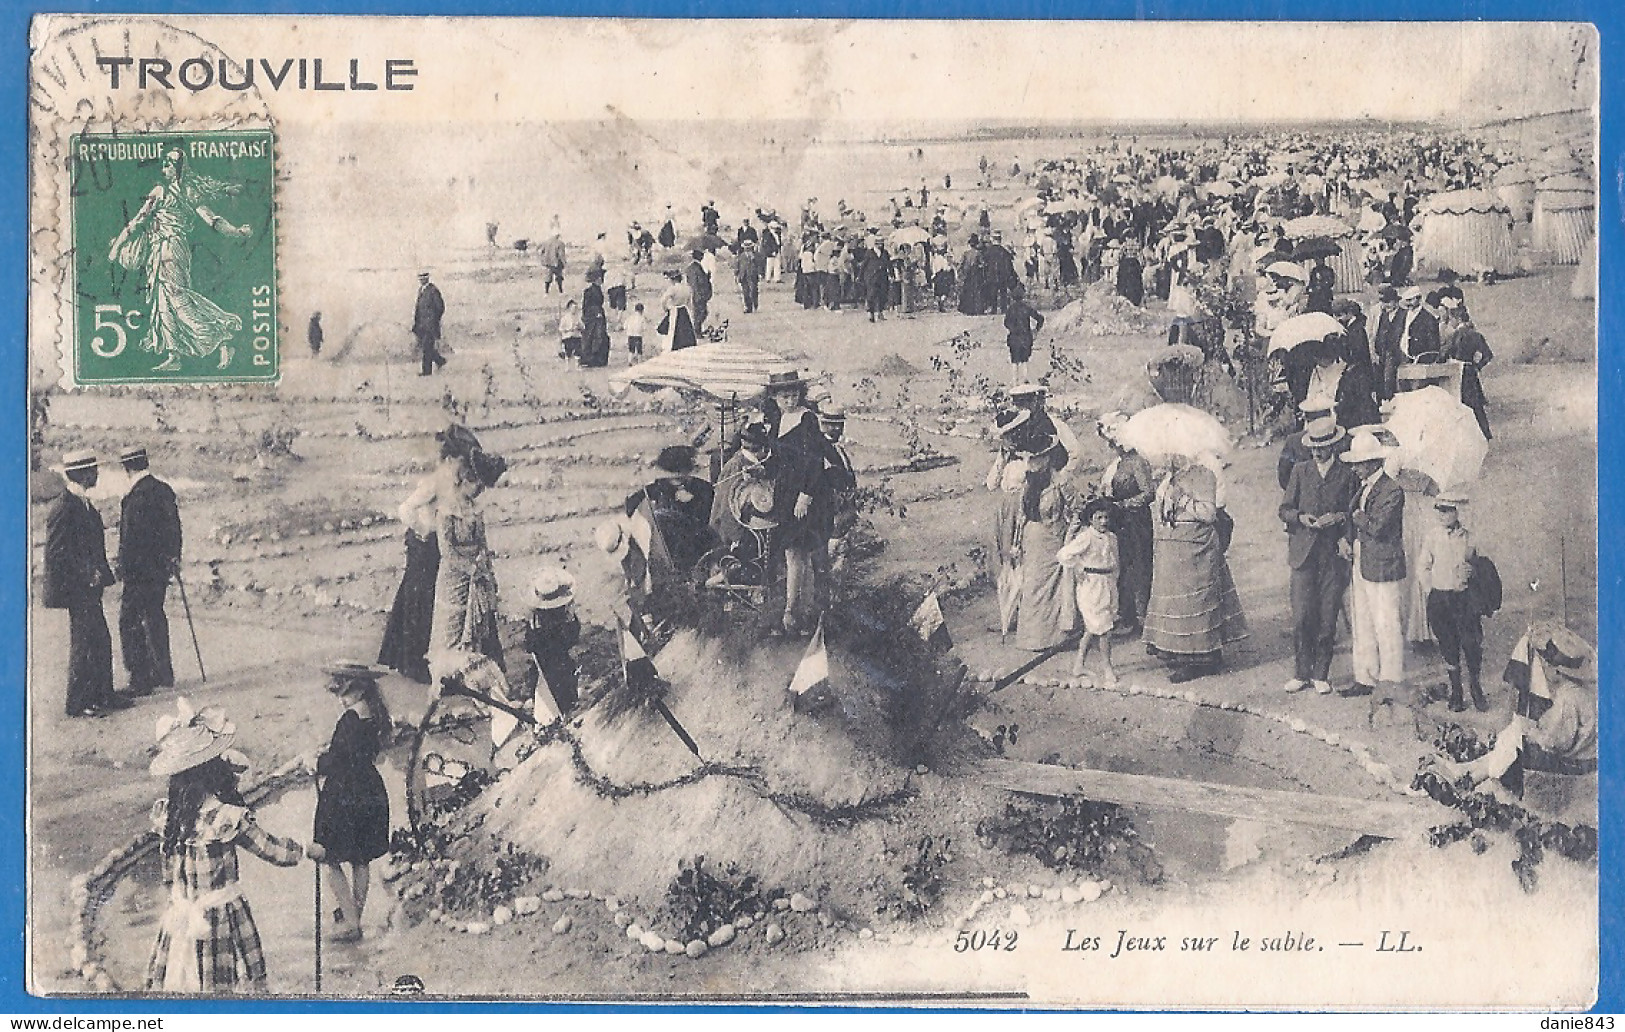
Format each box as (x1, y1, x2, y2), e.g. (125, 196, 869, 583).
(1120, 405, 1248, 682)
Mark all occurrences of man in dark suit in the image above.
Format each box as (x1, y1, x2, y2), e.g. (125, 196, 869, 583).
(1340, 429, 1406, 701)
(1280, 421, 1356, 695)
(412, 271, 447, 376)
(983, 232, 1018, 314)
(43, 451, 127, 717)
(1397, 284, 1440, 363)
(685, 250, 712, 334)
(1368, 286, 1405, 400)
(116, 445, 182, 696)
(809, 406, 858, 614)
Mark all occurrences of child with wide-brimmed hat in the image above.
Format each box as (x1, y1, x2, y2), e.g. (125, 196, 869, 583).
(524, 567, 581, 719)
(145, 699, 322, 992)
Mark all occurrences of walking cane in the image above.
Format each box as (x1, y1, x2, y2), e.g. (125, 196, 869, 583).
(174, 572, 207, 683)
(314, 863, 323, 994)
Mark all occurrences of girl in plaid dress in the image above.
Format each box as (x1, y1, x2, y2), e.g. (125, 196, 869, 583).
(145, 700, 321, 993)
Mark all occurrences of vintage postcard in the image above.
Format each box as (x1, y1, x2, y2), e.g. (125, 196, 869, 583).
(26, 16, 1599, 1007)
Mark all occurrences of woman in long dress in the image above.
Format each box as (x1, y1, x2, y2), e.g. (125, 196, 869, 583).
(1015, 440, 1079, 651)
(987, 412, 1031, 639)
(378, 425, 480, 683)
(1096, 416, 1155, 636)
(957, 237, 986, 315)
(579, 270, 612, 367)
(109, 148, 252, 371)
(658, 270, 698, 352)
(1142, 455, 1247, 681)
(1396, 467, 1439, 647)
(430, 448, 508, 668)
(1438, 299, 1494, 439)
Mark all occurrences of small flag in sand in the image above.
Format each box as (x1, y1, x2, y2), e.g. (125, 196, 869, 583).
(789, 618, 830, 697)
(619, 618, 659, 691)
(911, 591, 953, 650)
(528, 656, 564, 725)
(631, 497, 676, 581)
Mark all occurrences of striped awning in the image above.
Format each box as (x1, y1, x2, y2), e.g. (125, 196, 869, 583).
(1420, 188, 1510, 216)
(608, 341, 801, 403)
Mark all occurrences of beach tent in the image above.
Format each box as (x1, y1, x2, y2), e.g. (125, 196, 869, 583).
(1414, 189, 1515, 276)
(1532, 174, 1594, 264)
(1282, 215, 1363, 292)
(1493, 164, 1538, 223)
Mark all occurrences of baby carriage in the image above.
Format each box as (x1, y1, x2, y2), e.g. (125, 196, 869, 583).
(696, 480, 777, 612)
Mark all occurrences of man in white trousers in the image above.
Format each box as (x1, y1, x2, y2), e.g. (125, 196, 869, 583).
(1338, 429, 1407, 713)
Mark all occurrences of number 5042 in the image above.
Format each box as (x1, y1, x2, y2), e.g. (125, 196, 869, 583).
(954, 929, 1018, 952)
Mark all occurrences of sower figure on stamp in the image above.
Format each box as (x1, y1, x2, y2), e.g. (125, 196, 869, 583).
(117, 445, 182, 697)
(412, 271, 447, 376)
(108, 148, 250, 372)
(43, 451, 128, 717)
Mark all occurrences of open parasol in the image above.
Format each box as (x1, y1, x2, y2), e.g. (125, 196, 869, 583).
(1269, 312, 1344, 354)
(1378, 223, 1413, 242)
(1382, 385, 1488, 491)
(1117, 403, 1232, 463)
(889, 225, 930, 247)
(608, 340, 802, 404)
(1291, 237, 1343, 262)
(684, 232, 728, 254)
(1282, 214, 1354, 240)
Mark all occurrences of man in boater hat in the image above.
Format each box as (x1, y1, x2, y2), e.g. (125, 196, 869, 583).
(1279, 420, 1356, 696)
(117, 444, 182, 697)
(43, 451, 127, 716)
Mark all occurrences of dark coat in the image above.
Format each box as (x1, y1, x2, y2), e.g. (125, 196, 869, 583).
(1280, 459, 1357, 570)
(770, 412, 827, 538)
(44, 491, 113, 610)
(1371, 306, 1405, 398)
(809, 440, 856, 541)
(859, 251, 890, 297)
(1348, 471, 1406, 583)
(118, 474, 182, 583)
(1341, 316, 1375, 379)
(1386, 244, 1413, 286)
(685, 261, 713, 308)
(625, 476, 718, 571)
(983, 244, 1017, 288)
(1401, 308, 1441, 361)
(412, 282, 444, 340)
(1003, 300, 1045, 345)
(1332, 361, 1381, 430)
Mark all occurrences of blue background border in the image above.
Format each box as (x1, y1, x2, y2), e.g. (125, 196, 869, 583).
(3, 0, 1616, 1015)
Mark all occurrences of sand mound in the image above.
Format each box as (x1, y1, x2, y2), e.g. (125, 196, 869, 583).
(1047, 283, 1166, 338)
(871, 352, 920, 377)
(476, 629, 1002, 912)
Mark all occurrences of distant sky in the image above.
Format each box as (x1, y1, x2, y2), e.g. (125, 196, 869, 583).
(112, 17, 1595, 126)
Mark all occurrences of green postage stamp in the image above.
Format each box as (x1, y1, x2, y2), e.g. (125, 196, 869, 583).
(70, 129, 277, 384)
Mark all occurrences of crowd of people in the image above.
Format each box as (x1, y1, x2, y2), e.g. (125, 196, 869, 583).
(41, 124, 1596, 993)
